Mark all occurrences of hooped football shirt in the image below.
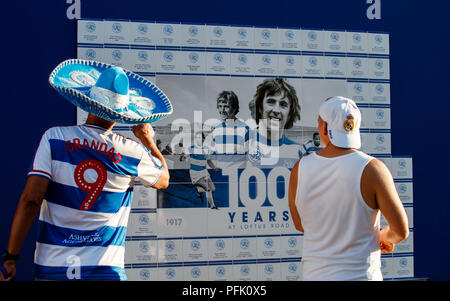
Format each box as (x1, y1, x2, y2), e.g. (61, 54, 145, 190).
(29, 124, 162, 280)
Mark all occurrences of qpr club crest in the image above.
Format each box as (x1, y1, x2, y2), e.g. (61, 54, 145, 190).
(216, 266, 226, 277)
(288, 237, 297, 248)
(85, 22, 96, 33)
(285, 56, 295, 66)
(376, 109, 384, 119)
(375, 60, 384, 70)
(240, 265, 250, 276)
(240, 239, 250, 250)
(112, 23, 122, 34)
(376, 135, 385, 144)
(375, 84, 384, 94)
(308, 31, 317, 42)
(288, 263, 297, 273)
(330, 32, 340, 43)
(189, 52, 199, 64)
(238, 28, 247, 39)
(399, 258, 408, 268)
(138, 213, 149, 225)
(112, 50, 122, 61)
(354, 83, 363, 94)
(264, 264, 274, 275)
(139, 269, 150, 280)
(262, 55, 271, 65)
(85, 49, 96, 60)
(343, 114, 355, 132)
(285, 30, 294, 40)
(309, 57, 318, 67)
(137, 24, 148, 34)
(261, 29, 271, 40)
(163, 51, 174, 63)
(398, 184, 408, 194)
(213, 27, 223, 38)
(353, 58, 362, 69)
(139, 241, 150, 253)
(138, 51, 148, 62)
(398, 159, 407, 169)
(190, 240, 201, 251)
(163, 25, 174, 36)
(238, 54, 247, 65)
(166, 268, 176, 279)
(264, 238, 274, 249)
(331, 57, 340, 68)
(213, 53, 223, 64)
(165, 240, 175, 252)
(216, 239, 225, 250)
(188, 26, 198, 37)
(375, 35, 383, 45)
(191, 268, 201, 279)
(353, 33, 362, 43)
(247, 143, 262, 163)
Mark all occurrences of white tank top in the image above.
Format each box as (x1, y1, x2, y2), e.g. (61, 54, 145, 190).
(296, 151, 382, 281)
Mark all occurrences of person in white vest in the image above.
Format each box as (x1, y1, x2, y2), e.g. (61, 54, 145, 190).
(288, 96, 409, 281)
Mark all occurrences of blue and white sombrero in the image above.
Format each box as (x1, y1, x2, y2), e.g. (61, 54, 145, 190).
(49, 59, 172, 124)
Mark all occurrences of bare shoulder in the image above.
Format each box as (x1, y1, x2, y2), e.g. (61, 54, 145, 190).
(361, 157, 393, 209)
(363, 158, 392, 182)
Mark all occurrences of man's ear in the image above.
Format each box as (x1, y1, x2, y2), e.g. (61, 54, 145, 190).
(323, 122, 328, 136)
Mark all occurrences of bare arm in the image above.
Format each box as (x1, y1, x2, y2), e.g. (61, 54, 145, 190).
(207, 157, 219, 171)
(361, 159, 409, 253)
(132, 124, 170, 190)
(1, 176, 49, 281)
(288, 160, 304, 233)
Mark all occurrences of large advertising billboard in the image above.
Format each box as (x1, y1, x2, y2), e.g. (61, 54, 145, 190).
(77, 19, 413, 280)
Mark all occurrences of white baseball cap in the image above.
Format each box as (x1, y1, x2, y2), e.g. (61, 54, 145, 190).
(319, 96, 361, 149)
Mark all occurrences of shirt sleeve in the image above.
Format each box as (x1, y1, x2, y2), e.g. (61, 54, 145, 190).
(136, 147, 163, 187)
(28, 129, 53, 180)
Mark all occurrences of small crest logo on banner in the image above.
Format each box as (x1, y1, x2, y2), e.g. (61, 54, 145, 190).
(238, 54, 248, 65)
(286, 56, 295, 66)
(261, 29, 271, 40)
(308, 31, 317, 42)
(354, 83, 363, 94)
(189, 53, 199, 64)
(264, 264, 274, 275)
(138, 24, 148, 34)
(139, 269, 150, 280)
(330, 32, 340, 43)
(285, 30, 294, 41)
(191, 267, 201, 278)
(213, 27, 223, 38)
(188, 26, 198, 37)
(216, 266, 226, 277)
(288, 237, 297, 248)
(85, 22, 96, 33)
(238, 28, 248, 39)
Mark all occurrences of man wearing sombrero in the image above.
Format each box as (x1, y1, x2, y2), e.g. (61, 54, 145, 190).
(0, 59, 172, 281)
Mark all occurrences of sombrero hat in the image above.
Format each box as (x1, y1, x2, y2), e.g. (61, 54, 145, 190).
(49, 59, 172, 124)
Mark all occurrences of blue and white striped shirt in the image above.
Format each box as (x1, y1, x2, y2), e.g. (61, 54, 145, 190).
(210, 119, 249, 155)
(187, 144, 211, 183)
(247, 130, 303, 168)
(29, 124, 162, 280)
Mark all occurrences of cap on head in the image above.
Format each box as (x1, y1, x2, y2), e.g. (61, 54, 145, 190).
(318, 96, 361, 149)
